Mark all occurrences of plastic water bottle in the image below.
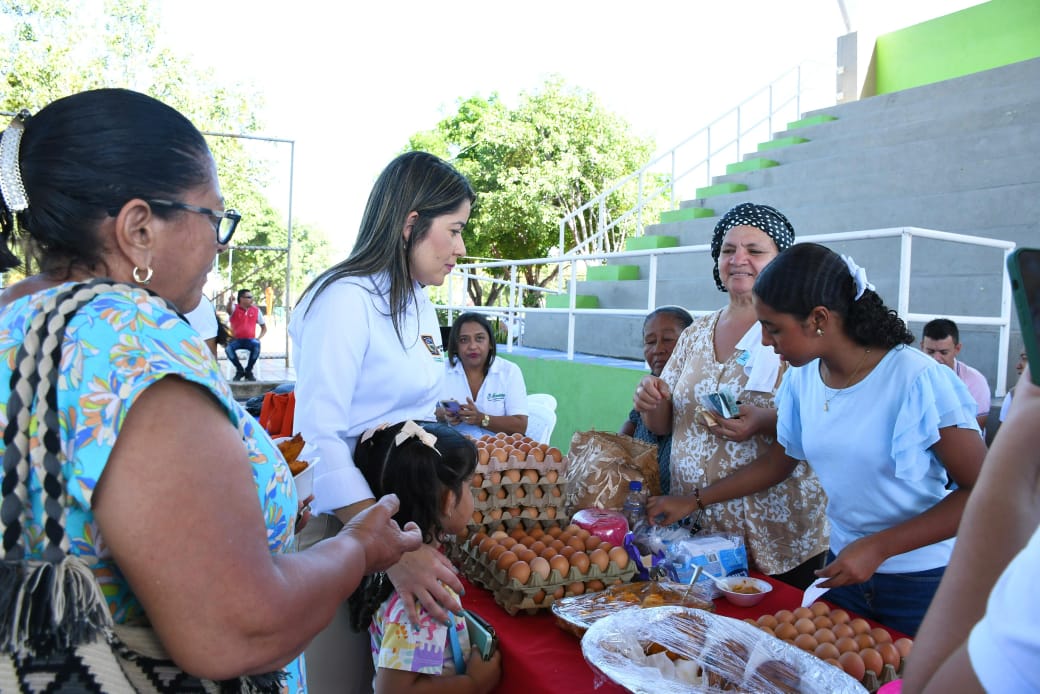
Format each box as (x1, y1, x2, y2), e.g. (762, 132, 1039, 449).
(622, 480, 647, 532)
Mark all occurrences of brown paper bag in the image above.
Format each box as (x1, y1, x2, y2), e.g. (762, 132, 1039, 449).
(563, 430, 660, 515)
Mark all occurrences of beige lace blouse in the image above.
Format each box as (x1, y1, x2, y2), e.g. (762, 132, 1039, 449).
(660, 311, 830, 574)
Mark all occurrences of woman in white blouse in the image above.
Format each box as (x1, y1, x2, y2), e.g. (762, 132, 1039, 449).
(438, 312, 529, 437)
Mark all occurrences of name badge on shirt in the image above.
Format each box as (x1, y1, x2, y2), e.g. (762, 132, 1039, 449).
(486, 392, 506, 402)
(421, 335, 443, 360)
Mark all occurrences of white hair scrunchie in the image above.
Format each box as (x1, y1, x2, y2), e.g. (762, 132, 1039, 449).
(841, 254, 875, 301)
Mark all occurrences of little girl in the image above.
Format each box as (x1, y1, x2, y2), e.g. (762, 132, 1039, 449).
(348, 420, 502, 694)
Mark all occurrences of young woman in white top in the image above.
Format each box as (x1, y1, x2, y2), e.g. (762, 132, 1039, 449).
(437, 312, 528, 437)
(289, 151, 475, 693)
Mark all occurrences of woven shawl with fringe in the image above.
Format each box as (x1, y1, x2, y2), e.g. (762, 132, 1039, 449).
(0, 279, 284, 693)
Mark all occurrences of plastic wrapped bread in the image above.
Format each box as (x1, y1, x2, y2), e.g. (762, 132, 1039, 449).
(581, 606, 867, 694)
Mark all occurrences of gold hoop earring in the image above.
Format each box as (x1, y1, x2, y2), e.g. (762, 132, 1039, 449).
(132, 265, 153, 285)
(816, 328, 824, 337)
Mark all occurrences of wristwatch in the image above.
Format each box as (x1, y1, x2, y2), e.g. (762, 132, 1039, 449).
(481, 414, 491, 428)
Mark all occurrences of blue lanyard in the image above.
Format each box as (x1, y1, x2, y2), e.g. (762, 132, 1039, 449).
(447, 617, 466, 675)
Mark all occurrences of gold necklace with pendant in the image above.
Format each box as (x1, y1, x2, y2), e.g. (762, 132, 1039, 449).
(822, 348, 871, 412)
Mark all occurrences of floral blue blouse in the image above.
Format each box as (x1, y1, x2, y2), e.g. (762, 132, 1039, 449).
(0, 283, 304, 692)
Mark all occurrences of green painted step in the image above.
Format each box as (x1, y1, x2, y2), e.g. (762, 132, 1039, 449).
(696, 182, 747, 198)
(726, 158, 779, 174)
(758, 136, 809, 152)
(586, 265, 640, 281)
(625, 235, 679, 251)
(545, 294, 599, 309)
(787, 114, 837, 130)
(660, 207, 714, 223)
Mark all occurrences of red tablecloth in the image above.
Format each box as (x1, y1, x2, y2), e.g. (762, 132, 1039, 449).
(460, 574, 908, 694)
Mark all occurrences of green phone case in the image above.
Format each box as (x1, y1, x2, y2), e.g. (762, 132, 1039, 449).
(1007, 248, 1040, 386)
(464, 609, 497, 660)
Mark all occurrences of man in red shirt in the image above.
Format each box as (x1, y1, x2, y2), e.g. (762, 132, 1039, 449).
(225, 288, 267, 381)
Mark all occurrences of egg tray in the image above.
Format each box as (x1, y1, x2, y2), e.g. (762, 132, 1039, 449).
(472, 482, 566, 511)
(452, 537, 638, 616)
(472, 455, 567, 476)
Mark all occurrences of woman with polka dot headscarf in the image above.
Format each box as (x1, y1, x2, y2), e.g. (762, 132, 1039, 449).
(634, 203, 829, 589)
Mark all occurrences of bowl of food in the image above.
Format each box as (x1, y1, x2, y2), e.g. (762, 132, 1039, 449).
(292, 458, 315, 501)
(717, 576, 772, 607)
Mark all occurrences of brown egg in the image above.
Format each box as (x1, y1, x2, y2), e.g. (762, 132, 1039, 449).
(529, 540, 547, 555)
(507, 560, 531, 584)
(835, 636, 859, 654)
(472, 471, 485, 486)
(860, 647, 883, 676)
(548, 447, 563, 462)
(515, 548, 537, 563)
(794, 618, 817, 635)
(589, 548, 610, 572)
(528, 527, 545, 540)
(549, 487, 562, 498)
(757, 614, 779, 630)
(596, 541, 613, 553)
(549, 539, 565, 551)
(877, 642, 901, 670)
(774, 622, 799, 641)
(774, 609, 795, 624)
(566, 536, 586, 552)
(476, 489, 489, 502)
(531, 487, 545, 499)
(499, 537, 517, 550)
(539, 546, 557, 561)
(552, 586, 565, 600)
(487, 545, 506, 562)
(758, 626, 775, 637)
(586, 579, 605, 593)
(870, 627, 893, 644)
(471, 531, 488, 547)
(548, 554, 570, 577)
(569, 551, 591, 574)
(809, 601, 831, 617)
(530, 447, 545, 462)
(608, 546, 630, 569)
(472, 511, 483, 524)
(838, 651, 865, 681)
(565, 581, 585, 596)
(495, 551, 518, 572)
(832, 623, 855, 640)
(490, 530, 509, 540)
(812, 615, 834, 630)
(850, 618, 871, 635)
(583, 535, 602, 551)
(478, 536, 496, 554)
(573, 526, 591, 541)
(531, 589, 546, 604)
(792, 606, 814, 621)
(854, 633, 876, 650)
(529, 556, 551, 580)
(545, 506, 558, 519)
(504, 469, 522, 484)
(546, 526, 563, 538)
(813, 628, 836, 645)
(894, 637, 914, 659)
(830, 609, 851, 625)
(815, 642, 841, 661)
(824, 657, 842, 670)
(508, 527, 526, 540)
(522, 468, 539, 483)
(489, 471, 502, 484)
(793, 633, 818, 652)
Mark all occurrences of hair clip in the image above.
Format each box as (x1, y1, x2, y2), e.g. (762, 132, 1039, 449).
(360, 422, 390, 445)
(841, 254, 875, 301)
(394, 420, 439, 454)
(0, 110, 31, 213)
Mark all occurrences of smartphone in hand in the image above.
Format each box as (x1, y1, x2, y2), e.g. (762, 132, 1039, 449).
(464, 609, 497, 660)
(1007, 248, 1040, 385)
(439, 399, 461, 415)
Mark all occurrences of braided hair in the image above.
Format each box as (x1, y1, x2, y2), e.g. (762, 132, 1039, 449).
(347, 421, 477, 632)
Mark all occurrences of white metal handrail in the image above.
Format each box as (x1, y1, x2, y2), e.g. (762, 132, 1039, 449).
(442, 227, 1016, 395)
(558, 57, 834, 263)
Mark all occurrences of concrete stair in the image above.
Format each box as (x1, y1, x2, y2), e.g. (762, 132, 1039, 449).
(522, 57, 1040, 388)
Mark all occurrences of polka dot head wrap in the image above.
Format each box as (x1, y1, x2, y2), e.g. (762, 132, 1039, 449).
(710, 202, 796, 291)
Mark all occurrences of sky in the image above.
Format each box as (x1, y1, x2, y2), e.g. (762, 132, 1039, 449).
(157, 0, 980, 257)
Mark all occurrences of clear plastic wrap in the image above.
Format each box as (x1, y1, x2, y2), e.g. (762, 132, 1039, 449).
(552, 581, 715, 637)
(581, 606, 868, 693)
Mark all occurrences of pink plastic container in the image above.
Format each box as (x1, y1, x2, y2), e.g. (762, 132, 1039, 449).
(571, 508, 629, 546)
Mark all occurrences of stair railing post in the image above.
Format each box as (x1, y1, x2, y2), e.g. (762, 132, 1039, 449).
(897, 229, 913, 320)
(648, 253, 659, 312)
(567, 261, 577, 360)
(507, 264, 518, 353)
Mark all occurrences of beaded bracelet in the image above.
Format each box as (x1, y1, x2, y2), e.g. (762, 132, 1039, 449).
(692, 486, 707, 512)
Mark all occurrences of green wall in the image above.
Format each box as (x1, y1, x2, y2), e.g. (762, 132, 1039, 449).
(874, 0, 1040, 95)
(502, 354, 644, 453)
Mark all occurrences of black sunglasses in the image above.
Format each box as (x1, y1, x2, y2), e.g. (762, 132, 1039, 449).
(145, 199, 241, 244)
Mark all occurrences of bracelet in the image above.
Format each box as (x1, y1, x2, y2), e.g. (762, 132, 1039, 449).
(481, 413, 491, 428)
(692, 486, 706, 512)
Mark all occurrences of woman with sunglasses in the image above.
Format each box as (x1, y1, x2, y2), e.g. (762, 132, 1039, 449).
(0, 89, 421, 691)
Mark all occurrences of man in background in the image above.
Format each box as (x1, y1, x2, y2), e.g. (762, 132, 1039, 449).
(226, 288, 267, 381)
(922, 318, 991, 429)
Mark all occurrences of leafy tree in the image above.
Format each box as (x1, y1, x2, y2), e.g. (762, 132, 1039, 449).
(0, 0, 330, 305)
(409, 77, 667, 307)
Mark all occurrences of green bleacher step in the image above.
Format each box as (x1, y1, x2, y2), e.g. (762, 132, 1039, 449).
(545, 294, 599, 309)
(659, 207, 714, 224)
(586, 265, 640, 281)
(787, 114, 837, 130)
(758, 136, 809, 152)
(696, 182, 747, 198)
(625, 235, 679, 251)
(726, 158, 779, 174)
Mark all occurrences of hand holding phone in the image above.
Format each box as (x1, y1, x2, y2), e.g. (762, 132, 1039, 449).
(439, 399, 461, 415)
(1007, 248, 1040, 386)
(464, 609, 498, 660)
